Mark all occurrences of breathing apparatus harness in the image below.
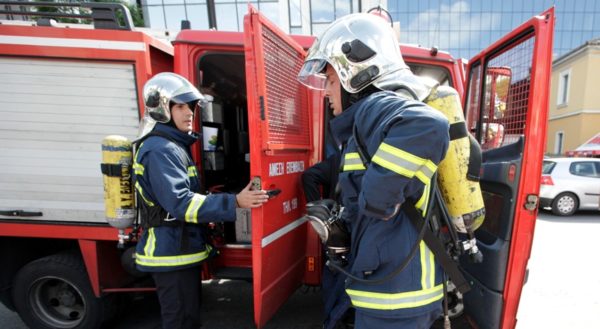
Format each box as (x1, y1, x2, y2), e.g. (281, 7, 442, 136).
(306, 124, 470, 292)
(305, 120, 472, 327)
(135, 130, 200, 225)
(130, 130, 199, 251)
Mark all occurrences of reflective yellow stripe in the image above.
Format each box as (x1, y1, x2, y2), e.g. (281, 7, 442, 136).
(344, 164, 366, 171)
(427, 243, 435, 288)
(372, 153, 414, 177)
(346, 284, 443, 310)
(414, 183, 431, 216)
(372, 142, 437, 185)
(143, 228, 156, 257)
(135, 181, 155, 206)
(184, 194, 206, 224)
(420, 241, 435, 289)
(416, 183, 435, 290)
(133, 142, 144, 175)
(136, 245, 212, 267)
(420, 241, 427, 289)
(343, 152, 366, 171)
(187, 166, 197, 177)
(414, 171, 433, 186)
(133, 163, 144, 175)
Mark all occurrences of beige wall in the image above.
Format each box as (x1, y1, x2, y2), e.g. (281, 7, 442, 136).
(546, 45, 600, 155)
(584, 50, 600, 109)
(547, 113, 600, 154)
(550, 51, 585, 115)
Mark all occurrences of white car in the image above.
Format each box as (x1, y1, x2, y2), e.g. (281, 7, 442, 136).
(539, 157, 600, 216)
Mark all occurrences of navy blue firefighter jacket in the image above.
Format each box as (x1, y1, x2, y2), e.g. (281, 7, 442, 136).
(133, 123, 237, 272)
(330, 90, 450, 319)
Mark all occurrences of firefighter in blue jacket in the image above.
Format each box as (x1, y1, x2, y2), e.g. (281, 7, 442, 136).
(298, 14, 450, 329)
(134, 72, 269, 329)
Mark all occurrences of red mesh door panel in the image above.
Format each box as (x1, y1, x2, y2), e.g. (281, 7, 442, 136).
(246, 14, 310, 151)
(481, 35, 535, 151)
(262, 27, 310, 148)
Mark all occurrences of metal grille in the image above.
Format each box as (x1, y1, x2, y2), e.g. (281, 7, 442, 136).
(480, 35, 535, 151)
(261, 26, 310, 148)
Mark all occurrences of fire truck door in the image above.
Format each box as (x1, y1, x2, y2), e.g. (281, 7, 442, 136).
(461, 8, 554, 329)
(243, 7, 313, 328)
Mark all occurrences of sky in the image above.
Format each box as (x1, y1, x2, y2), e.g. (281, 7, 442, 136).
(387, 0, 600, 59)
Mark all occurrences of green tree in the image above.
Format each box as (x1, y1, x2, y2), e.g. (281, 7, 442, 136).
(123, 2, 145, 27)
(34, 0, 80, 24)
(97, 0, 145, 27)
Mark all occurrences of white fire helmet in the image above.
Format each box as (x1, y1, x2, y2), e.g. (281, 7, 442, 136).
(297, 13, 409, 94)
(137, 72, 205, 138)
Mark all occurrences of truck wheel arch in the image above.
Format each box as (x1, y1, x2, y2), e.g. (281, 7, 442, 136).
(11, 251, 114, 329)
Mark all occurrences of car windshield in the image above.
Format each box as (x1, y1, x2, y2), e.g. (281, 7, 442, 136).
(542, 161, 556, 174)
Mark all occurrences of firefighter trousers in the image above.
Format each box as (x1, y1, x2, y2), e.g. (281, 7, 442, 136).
(152, 266, 203, 329)
(354, 307, 440, 329)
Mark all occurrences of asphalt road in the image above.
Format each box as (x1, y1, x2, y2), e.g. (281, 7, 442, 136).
(0, 279, 323, 329)
(2, 210, 598, 329)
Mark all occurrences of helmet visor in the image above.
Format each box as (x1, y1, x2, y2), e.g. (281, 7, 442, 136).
(190, 98, 207, 119)
(297, 59, 327, 90)
(172, 90, 204, 104)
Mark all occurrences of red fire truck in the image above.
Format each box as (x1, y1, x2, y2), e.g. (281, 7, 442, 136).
(0, 2, 554, 329)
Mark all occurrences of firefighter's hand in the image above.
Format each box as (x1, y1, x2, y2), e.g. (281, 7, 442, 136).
(236, 181, 269, 208)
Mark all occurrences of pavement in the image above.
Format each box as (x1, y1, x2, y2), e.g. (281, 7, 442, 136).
(515, 210, 600, 328)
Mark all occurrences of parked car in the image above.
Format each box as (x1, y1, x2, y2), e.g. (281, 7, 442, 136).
(539, 157, 600, 216)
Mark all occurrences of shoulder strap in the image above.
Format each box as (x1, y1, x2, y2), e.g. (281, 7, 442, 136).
(135, 131, 193, 165)
(402, 201, 470, 294)
(466, 134, 482, 181)
(133, 131, 194, 237)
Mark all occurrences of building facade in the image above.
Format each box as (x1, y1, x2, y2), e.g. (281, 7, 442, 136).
(140, 0, 377, 37)
(546, 39, 600, 156)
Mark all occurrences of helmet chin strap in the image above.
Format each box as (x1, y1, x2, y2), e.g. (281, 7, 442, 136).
(165, 101, 182, 129)
(340, 84, 381, 111)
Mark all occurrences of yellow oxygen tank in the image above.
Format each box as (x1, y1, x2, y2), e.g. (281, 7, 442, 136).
(101, 135, 136, 230)
(425, 86, 485, 233)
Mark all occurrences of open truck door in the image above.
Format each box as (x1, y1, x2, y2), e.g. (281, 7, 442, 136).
(243, 6, 314, 328)
(461, 8, 554, 329)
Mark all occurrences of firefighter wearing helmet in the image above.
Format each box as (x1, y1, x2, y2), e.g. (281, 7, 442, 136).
(134, 72, 269, 328)
(298, 14, 449, 329)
